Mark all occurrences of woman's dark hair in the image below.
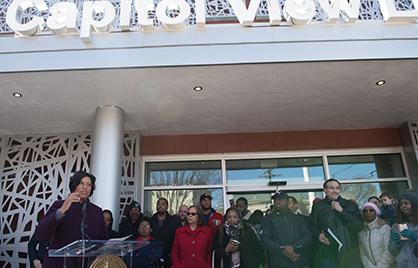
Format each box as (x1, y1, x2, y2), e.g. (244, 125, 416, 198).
(252, 209, 264, 218)
(368, 196, 381, 203)
(138, 217, 154, 229)
(69, 171, 96, 196)
(224, 207, 242, 224)
(187, 205, 202, 226)
(396, 198, 418, 224)
(103, 209, 114, 231)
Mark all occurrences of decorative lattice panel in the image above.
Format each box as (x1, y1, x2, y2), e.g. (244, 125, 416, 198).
(0, 132, 140, 268)
(0, 0, 416, 33)
(120, 132, 140, 217)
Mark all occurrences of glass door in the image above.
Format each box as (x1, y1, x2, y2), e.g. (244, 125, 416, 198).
(228, 189, 323, 216)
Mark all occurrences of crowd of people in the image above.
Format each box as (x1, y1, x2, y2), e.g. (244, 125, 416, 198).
(28, 171, 418, 268)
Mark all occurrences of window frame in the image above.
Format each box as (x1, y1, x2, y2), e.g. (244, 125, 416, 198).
(140, 147, 411, 213)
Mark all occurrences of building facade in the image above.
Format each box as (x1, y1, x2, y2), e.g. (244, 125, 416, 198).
(1, 0, 418, 266)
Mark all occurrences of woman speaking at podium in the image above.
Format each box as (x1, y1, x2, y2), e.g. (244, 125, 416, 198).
(36, 171, 107, 268)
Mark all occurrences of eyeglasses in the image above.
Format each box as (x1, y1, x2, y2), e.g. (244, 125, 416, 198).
(187, 212, 198, 216)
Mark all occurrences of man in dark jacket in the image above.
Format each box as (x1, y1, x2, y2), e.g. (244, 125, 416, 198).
(262, 190, 312, 268)
(151, 197, 182, 268)
(309, 178, 363, 268)
(119, 200, 144, 237)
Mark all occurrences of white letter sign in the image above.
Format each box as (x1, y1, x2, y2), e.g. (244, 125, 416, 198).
(80, 1, 116, 42)
(6, 0, 48, 36)
(46, 2, 78, 34)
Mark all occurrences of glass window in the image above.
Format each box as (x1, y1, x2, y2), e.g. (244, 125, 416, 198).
(145, 161, 222, 186)
(229, 190, 323, 216)
(226, 157, 325, 185)
(143, 188, 224, 216)
(328, 154, 406, 180)
(340, 181, 409, 207)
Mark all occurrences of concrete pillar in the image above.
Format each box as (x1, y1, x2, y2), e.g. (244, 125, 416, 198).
(90, 105, 124, 231)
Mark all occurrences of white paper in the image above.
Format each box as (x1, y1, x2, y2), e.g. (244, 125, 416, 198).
(107, 235, 131, 242)
(327, 228, 343, 252)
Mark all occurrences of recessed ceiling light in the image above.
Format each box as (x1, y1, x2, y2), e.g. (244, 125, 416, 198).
(376, 80, 386, 86)
(12, 92, 23, 98)
(193, 86, 203, 92)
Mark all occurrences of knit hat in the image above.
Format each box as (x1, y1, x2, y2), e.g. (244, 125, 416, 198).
(271, 190, 289, 200)
(200, 193, 212, 201)
(400, 192, 418, 206)
(362, 202, 381, 216)
(128, 201, 141, 210)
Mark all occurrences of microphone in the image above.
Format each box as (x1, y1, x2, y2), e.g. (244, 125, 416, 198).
(80, 201, 90, 268)
(80, 201, 91, 241)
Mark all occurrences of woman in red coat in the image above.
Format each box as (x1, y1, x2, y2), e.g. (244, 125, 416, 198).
(171, 205, 213, 268)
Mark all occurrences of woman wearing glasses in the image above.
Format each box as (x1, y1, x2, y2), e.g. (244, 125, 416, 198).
(171, 206, 213, 268)
(358, 202, 394, 268)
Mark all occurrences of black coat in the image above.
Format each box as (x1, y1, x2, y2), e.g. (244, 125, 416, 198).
(119, 213, 145, 237)
(28, 229, 48, 267)
(125, 238, 163, 268)
(213, 222, 264, 268)
(309, 196, 363, 268)
(262, 208, 312, 268)
(151, 213, 182, 267)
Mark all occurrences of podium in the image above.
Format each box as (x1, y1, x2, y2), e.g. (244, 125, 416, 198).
(49, 239, 149, 268)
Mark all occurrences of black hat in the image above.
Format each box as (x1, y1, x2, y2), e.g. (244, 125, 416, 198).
(68, 171, 96, 196)
(271, 190, 289, 200)
(128, 201, 141, 210)
(400, 192, 418, 206)
(200, 193, 212, 201)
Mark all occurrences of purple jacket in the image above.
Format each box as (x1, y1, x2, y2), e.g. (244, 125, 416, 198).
(37, 200, 107, 268)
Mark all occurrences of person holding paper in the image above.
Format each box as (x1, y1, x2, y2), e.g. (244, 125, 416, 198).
(309, 178, 363, 268)
(36, 171, 107, 268)
(262, 190, 312, 268)
(389, 191, 418, 268)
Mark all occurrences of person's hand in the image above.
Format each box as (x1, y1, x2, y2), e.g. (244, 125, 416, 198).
(391, 231, 401, 245)
(289, 252, 300, 262)
(331, 201, 343, 212)
(225, 240, 239, 253)
(282, 246, 300, 262)
(59, 192, 81, 215)
(401, 229, 417, 242)
(319, 232, 330, 245)
(282, 245, 295, 256)
(33, 259, 42, 268)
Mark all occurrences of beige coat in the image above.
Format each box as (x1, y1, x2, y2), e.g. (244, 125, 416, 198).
(359, 218, 394, 268)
